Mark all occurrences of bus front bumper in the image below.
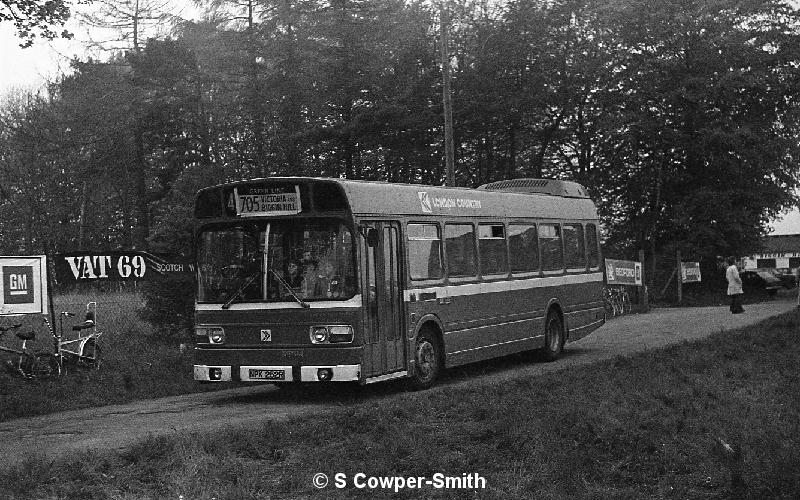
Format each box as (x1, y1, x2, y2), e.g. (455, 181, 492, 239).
(194, 364, 361, 382)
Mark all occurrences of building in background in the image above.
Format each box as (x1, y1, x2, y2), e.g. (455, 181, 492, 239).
(742, 234, 800, 271)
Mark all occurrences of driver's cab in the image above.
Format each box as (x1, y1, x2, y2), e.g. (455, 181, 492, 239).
(196, 220, 356, 308)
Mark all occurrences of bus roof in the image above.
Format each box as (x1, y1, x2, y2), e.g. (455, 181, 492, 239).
(197, 177, 599, 220)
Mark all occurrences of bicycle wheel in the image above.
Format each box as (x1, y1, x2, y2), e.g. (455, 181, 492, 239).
(621, 292, 632, 314)
(612, 295, 623, 317)
(603, 290, 615, 318)
(18, 354, 35, 378)
(81, 341, 102, 371)
(32, 353, 61, 379)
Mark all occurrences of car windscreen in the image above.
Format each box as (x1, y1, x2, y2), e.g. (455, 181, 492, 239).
(755, 271, 778, 282)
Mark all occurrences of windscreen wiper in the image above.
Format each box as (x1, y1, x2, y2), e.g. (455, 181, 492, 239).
(221, 272, 260, 309)
(269, 269, 310, 308)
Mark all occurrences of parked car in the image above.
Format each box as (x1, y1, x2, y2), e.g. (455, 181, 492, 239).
(740, 270, 782, 297)
(770, 269, 797, 289)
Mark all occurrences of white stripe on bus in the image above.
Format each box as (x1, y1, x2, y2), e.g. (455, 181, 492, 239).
(195, 271, 604, 311)
(404, 272, 603, 301)
(448, 334, 542, 356)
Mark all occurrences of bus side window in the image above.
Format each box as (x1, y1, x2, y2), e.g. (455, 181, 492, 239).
(540, 223, 563, 272)
(407, 223, 443, 281)
(563, 223, 586, 271)
(508, 224, 539, 274)
(479, 223, 508, 275)
(586, 223, 600, 269)
(445, 223, 477, 278)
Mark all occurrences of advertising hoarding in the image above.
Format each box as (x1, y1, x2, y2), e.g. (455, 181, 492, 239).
(681, 262, 702, 283)
(52, 252, 194, 283)
(0, 256, 49, 316)
(605, 258, 643, 286)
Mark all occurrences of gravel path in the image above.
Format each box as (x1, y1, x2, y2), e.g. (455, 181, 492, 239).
(0, 298, 795, 467)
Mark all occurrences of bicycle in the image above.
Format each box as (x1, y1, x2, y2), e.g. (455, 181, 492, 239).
(618, 287, 632, 315)
(48, 301, 103, 373)
(0, 322, 61, 379)
(603, 286, 632, 318)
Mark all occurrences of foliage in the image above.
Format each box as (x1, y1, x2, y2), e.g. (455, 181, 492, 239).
(0, 0, 73, 47)
(77, 0, 174, 52)
(1, 0, 800, 330)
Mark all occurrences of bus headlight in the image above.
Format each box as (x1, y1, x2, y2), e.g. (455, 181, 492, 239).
(310, 326, 329, 344)
(196, 326, 225, 344)
(309, 325, 353, 344)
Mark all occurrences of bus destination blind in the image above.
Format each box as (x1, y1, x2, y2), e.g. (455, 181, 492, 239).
(232, 185, 301, 216)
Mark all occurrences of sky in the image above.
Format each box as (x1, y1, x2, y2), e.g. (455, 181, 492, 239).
(0, 22, 82, 94)
(1, 3, 799, 236)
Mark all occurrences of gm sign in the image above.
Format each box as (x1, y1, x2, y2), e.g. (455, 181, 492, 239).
(3, 266, 34, 304)
(0, 256, 49, 316)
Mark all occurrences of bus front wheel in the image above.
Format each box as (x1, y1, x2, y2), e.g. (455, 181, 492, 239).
(540, 311, 564, 362)
(411, 329, 440, 390)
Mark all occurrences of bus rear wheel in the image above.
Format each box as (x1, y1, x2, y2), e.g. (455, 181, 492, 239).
(540, 311, 564, 362)
(411, 329, 440, 390)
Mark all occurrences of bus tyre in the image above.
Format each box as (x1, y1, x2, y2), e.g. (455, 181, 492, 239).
(541, 311, 564, 362)
(411, 329, 440, 390)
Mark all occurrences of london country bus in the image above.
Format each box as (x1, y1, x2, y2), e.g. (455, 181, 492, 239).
(192, 177, 604, 389)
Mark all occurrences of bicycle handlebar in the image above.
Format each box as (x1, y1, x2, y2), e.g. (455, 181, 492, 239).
(57, 303, 99, 334)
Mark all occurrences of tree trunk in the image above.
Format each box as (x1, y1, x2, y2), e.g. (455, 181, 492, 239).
(132, 127, 149, 250)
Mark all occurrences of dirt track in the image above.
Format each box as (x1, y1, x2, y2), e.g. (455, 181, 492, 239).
(0, 298, 796, 467)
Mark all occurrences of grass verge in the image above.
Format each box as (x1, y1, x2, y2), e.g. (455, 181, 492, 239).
(1, 310, 798, 499)
(0, 292, 231, 423)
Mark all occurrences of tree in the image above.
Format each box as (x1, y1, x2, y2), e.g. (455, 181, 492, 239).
(78, 0, 174, 53)
(1, 0, 73, 47)
(580, 0, 800, 287)
(4, 0, 800, 324)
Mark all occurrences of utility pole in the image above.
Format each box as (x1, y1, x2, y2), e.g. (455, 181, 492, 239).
(676, 250, 682, 304)
(439, 1, 455, 187)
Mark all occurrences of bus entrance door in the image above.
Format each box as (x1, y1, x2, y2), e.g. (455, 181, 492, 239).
(363, 221, 406, 379)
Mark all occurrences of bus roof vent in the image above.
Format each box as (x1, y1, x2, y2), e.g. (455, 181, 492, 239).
(477, 178, 589, 198)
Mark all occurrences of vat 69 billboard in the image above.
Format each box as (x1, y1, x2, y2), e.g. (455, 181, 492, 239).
(0, 256, 49, 316)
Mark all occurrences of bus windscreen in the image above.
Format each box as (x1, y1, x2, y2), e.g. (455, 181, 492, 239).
(196, 220, 356, 304)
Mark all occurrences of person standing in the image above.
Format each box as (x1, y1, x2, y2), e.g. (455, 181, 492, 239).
(726, 257, 744, 314)
(796, 267, 800, 307)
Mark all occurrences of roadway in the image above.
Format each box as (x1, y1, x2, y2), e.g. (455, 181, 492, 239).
(0, 298, 796, 468)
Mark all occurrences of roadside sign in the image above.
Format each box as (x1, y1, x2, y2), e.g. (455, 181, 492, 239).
(681, 262, 702, 283)
(53, 252, 194, 283)
(0, 256, 49, 316)
(605, 258, 643, 286)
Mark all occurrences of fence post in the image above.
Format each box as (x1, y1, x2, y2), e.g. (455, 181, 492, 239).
(45, 246, 58, 333)
(639, 249, 649, 311)
(676, 250, 682, 304)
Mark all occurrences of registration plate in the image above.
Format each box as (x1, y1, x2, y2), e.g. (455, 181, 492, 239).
(248, 369, 285, 381)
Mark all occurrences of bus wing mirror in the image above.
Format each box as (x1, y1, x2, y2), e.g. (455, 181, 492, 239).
(364, 227, 379, 247)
